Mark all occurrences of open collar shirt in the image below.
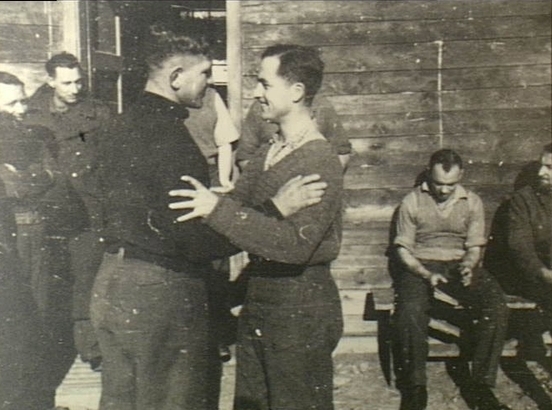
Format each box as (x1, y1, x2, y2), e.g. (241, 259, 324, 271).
(394, 181, 487, 261)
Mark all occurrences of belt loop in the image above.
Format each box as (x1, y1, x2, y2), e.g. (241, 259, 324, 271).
(117, 247, 125, 261)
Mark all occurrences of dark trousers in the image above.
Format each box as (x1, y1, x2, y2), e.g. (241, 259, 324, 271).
(393, 261, 509, 388)
(16, 221, 76, 407)
(91, 252, 217, 410)
(234, 265, 343, 410)
(0, 270, 52, 410)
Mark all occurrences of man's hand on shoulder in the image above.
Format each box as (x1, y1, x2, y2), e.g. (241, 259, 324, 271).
(272, 174, 327, 218)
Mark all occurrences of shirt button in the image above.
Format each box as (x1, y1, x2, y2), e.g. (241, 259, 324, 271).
(71, 172, 78, 178)
(254, 328, 262, 337)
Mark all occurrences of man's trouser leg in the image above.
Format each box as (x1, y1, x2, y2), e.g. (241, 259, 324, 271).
(432, 263, 509, 387)
(394, 270, 432, 389)
(91, 252, 212, 410)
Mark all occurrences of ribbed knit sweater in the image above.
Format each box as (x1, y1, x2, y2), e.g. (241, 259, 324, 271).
(206, 139, 343, 265)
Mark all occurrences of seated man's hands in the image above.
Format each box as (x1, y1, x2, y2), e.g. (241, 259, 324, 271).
(458, 265, 473, 287)
(271, 174, 327, 218)
(428, 272, 448, 287)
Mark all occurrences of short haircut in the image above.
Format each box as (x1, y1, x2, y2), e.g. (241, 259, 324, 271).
(45, 52, 81, 77)
(143, 23, 211, 74)
(428, 149, 463, 172)
(0, 71, 24, 87)
(543, 143, 552, 154)
(261, 44, 324, 106)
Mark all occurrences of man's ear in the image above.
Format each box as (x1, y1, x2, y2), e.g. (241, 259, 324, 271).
(46, 76, 56, 88)
(169, 68, 183, 90)
(290, 82, 306, 103)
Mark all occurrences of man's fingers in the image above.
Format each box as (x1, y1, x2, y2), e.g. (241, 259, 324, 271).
(169, 200, 196, 210)
(303, 182, 327, 191)
(297, 174, 321, 184)
(168, 189, 197, 199)
(176, 211, 200, 222)
(179, 175, 206, 190)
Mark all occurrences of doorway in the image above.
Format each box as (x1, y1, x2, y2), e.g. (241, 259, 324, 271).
(82, 0, 228, 113)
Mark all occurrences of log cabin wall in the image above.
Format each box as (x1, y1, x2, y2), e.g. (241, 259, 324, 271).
(0, 1, 74, 96)
(239, 0, 552, 349)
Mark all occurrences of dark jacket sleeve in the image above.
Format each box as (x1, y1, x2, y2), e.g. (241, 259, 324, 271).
(507, 189, 547, 282)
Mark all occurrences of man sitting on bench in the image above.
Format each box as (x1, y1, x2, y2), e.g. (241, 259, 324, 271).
(392, 149, 510, 410)
(499, 143, 552, 362)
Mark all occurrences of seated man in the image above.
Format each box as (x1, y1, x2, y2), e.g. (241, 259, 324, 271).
(487, 143, 552, 361)
(392, 149, 510, 410)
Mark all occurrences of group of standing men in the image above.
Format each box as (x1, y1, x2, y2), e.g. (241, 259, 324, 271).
(0, 24, 350, 410)
(0, 51, 108, 410)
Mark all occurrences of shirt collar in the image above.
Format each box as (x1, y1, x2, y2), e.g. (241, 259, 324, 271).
(421, 181, 468, 201)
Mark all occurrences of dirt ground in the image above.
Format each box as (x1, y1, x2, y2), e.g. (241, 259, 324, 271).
(57, 352, 552, 410)
(330, 354, 552, 410)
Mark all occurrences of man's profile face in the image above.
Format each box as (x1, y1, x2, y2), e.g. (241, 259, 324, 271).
(48, 66, 83, 106)
(537, 152, 552, 191)
(253, 56, 294, 123)
(0, 83, 28, 120)
(429, 163, 463, 203)
(171, 55, 213, 108)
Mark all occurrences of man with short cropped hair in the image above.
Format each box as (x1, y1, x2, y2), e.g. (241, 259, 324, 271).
(25, 52, 111, 390)
(392, 149, 510, 410)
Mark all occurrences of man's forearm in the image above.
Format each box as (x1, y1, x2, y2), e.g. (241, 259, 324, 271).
(460, 246, 481, 270)
(396, 246, 432, 280)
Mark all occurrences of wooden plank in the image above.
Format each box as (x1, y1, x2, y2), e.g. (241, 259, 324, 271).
(343, 314, 375, 336)
(350, 135, 441, 165)
(240, 0, 551, 25)
(443, 129, 552, 163)
(442, 107, 551, 134)
(327, 93, 437, 116)
(0, 2, 48, 25)
(346, 129, 551, 165)
(340, 288, 370, 316)
(333, 268, 393, 290)
(443, 37, 551, 68)
(342, 107, 551, 139)
(243, 65, 551, 99)
(243, 42, 440, 75)
(325, 86, 551, 117)
(442, 65, 551, 90)
(442, 85, 551, 111)
(242, 15, 551, 47)
(344, 162, 525, 190)
(242, 37, 551, 74)
(0, 25, 49, 62)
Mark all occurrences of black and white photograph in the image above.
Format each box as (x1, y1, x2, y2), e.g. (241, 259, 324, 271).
(0, 1, 550, 409)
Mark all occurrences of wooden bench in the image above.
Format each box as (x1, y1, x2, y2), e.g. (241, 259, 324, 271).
(363, 287, 549, 385)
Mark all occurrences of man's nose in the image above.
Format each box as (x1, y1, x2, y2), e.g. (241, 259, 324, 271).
(253, 83, 263, 99)
(69, 83, 80, 94)
(538, 165, 547, 177)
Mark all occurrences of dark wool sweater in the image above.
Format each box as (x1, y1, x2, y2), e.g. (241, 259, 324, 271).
(95, 92, 237, 270)
(0, 114, 56, 212)
(207, 139, 343, 266)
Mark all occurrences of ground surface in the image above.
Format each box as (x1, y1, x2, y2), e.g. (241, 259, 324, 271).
(57, 352, 552, 410)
